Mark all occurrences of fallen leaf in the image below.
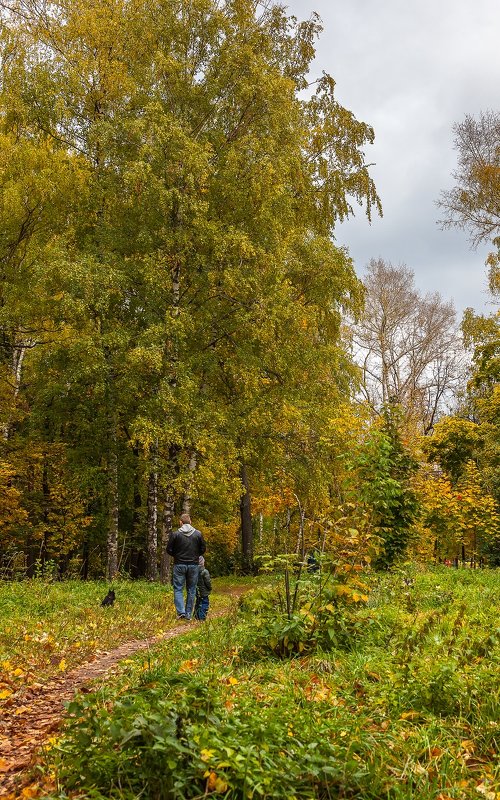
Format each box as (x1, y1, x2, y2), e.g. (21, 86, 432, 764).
(400, 711, 421, 721)
(476, 784, 495, 800)
(206, 771, 217, 791)
(14, 705, 31, 715)
(179, 659, 199, 673)
(21, 785, 40, 798)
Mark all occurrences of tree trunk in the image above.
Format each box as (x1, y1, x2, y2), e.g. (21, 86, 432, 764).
(273, 515, 279, 555)
(239, 462, 253, 573)
(160, 488, 175, 584)
(132, 443, 142, 539)
(146, 441, 158, 580)
(82, 537, 89, 580)
(181, 450, 197, 515)
(1, 340, 29, 441)
(107, 421, 119, 580)
(294, 495, 305, 558)
(41, 456, 50, 572)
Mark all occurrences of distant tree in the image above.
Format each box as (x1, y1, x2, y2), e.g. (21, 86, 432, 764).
(437, 110, 500, 248)
(422, 416, 484, 485)
(352, 259, 465, 433)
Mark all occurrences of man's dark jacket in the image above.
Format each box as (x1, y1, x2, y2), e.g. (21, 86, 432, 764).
(167, 524, 206, 565)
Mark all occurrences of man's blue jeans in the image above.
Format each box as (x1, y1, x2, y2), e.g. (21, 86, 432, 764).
(172, 563, 199, 619)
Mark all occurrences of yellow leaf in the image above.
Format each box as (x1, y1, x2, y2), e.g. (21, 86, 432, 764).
(13, 668, 24, 677)
(0, 758, 10, 772)
(179, 659, 199, 673)
(206, 771, 217, 791)
(21, 785, 40, 798)
(0, 689, 13, 699)
(400, 711, 420, 720)
(214, 776, 228, 793)
(201, 748, 215, 763)
(58, 659, 67, 672)
(227, 676, 238, 685)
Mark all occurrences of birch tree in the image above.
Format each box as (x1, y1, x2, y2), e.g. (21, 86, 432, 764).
(352, 259, 466, 433)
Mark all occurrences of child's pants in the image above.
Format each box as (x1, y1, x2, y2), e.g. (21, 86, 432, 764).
(194, 596, 209, 620)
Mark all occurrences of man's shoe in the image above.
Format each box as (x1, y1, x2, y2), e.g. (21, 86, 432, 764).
(176, 613, 186, 620)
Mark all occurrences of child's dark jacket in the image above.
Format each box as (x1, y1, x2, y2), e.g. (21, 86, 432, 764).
(197, 567, 212, 598)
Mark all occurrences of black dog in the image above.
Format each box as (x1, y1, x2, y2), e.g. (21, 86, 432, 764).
(101, 588, 116, 607)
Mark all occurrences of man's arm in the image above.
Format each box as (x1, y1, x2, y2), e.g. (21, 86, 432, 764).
(199, 532, 206, 555)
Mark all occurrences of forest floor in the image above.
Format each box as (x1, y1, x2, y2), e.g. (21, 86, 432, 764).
(0, 581, 247, 798)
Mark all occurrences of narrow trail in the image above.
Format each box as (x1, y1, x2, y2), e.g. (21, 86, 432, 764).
(0, 589, 245, 798)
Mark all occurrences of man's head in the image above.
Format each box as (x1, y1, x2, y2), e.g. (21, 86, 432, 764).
(180, 513, 191, 525)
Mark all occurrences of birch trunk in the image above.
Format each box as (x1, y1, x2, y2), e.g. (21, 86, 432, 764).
(294, 495, 305, 558)
(239, 462, 253, 572)
(146, 441, 159, 580)
(1, 340, 29, 440)
(181, 450, 197, 515)
(107, 420, 119, 580)
(160, 488, 175, 584)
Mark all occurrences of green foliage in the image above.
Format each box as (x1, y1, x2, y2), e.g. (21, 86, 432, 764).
(239, 562, 371, 658)
(423, 416, 485, 484)
(349, 406, 420, 569)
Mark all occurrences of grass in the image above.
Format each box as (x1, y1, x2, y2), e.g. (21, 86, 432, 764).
(2, 568, 500, 799)
(0, 575, 244, 699)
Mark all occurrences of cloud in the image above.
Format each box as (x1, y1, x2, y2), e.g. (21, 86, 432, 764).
(285, 0, 500, 314)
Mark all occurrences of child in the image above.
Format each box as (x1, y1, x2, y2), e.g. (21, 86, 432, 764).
(194, 556, 212, 620)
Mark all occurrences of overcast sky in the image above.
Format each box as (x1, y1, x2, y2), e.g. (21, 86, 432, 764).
(285, 0, 500, 315)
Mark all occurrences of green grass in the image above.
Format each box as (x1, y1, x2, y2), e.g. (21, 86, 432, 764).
(0, 576, 243, 698)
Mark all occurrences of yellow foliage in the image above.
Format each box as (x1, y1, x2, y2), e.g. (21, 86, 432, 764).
(414, 462, 500, 560)
(0, 461, 28, 537)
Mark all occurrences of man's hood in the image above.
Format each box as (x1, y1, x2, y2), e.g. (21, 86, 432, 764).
(179, 523, 196, 535)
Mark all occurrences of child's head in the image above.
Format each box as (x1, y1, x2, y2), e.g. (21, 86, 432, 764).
(199, 556, 205, 568)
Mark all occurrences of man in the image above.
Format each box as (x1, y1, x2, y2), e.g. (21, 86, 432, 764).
(167, 513, 206, 620)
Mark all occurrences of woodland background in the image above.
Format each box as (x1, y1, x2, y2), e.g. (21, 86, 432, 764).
(0, 0, 499, 580)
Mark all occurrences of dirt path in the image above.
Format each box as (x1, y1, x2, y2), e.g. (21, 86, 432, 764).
(0, 591, 244, 798)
